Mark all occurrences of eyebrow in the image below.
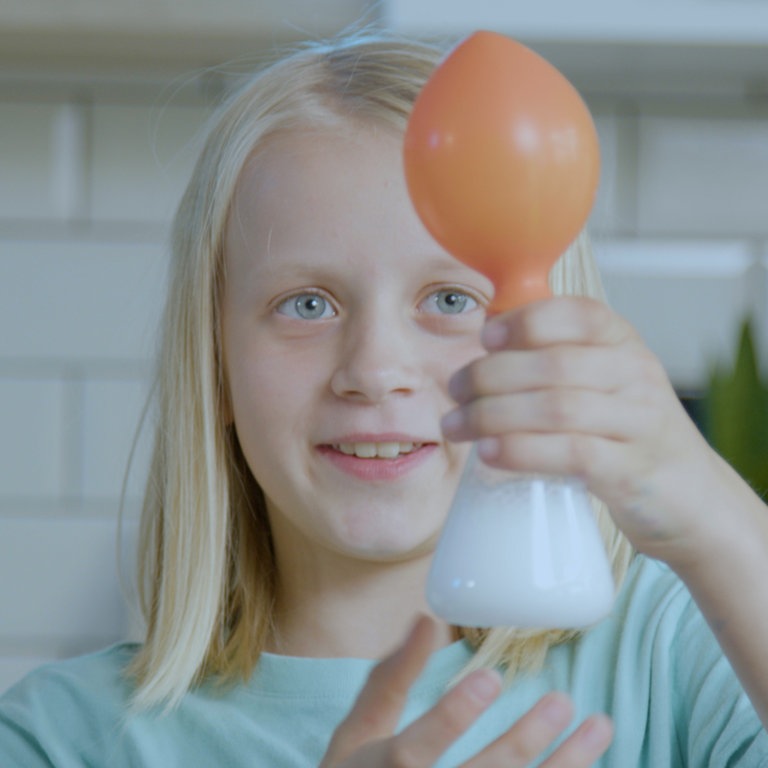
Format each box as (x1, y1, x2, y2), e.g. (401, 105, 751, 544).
(229, 234, 486, 287)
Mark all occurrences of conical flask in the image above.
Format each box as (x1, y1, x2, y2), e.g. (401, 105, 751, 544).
(427, 447, 615, 628)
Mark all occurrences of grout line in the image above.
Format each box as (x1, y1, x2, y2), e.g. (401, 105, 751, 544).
(0, 218, 171, 242)
(50, 101, 89, 222)
(613, 99, 641, 238)
(80, 90, 95, 230)
(0, 498, 142, 519)
(0, 359, 153, 379)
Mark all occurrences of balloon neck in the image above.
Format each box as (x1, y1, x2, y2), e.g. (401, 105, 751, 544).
(487, 273, 552, 315)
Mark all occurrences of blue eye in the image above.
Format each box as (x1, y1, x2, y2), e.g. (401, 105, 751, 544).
(425, 289, 478, 315)
(277, 293, 335, 320)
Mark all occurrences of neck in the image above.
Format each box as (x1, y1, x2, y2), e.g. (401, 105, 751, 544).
(266, 535, 455, 659)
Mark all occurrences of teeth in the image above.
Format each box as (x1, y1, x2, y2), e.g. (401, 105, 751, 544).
(377, 442, 404, 459)
(336, 441, 417, 459)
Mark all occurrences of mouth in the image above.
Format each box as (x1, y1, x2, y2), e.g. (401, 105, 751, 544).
(333, 441, 423, 459)
(319, 438, 437, 481)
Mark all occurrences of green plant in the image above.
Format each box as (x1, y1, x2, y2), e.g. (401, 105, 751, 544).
(701, 318, 768, 501)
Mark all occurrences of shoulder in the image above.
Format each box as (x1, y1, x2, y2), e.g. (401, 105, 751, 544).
(615, 559, 768, 762)
(601, 556, 761, 716)
(2, 643, 138, 709)
(577, 555, 712, 682)
(567, 557, 768, 764)
(612, 554, 691, 628)
(0, 644, 139, 765)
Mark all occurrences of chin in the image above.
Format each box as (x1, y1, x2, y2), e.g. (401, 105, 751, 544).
(339, 528, 441, 564)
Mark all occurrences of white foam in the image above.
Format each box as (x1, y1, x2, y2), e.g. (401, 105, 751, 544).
(427, 453, 615, 628)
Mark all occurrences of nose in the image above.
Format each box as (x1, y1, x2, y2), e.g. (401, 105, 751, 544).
(330, 313, 424, 403)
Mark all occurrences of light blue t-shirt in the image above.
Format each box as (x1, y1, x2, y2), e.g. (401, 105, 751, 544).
(1, 556, 766, 766)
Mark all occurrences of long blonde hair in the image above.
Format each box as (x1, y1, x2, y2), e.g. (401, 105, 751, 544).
(129, 31, 633, 711)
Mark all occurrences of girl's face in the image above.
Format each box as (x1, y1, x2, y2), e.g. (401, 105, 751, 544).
(221, 126, 492, 569)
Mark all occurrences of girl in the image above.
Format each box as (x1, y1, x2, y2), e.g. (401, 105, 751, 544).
(1, 31, 767, 767)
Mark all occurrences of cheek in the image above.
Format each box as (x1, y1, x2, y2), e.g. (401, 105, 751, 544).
(436, 337, 486, 394)
(227, 345, 330, 438)
(227, 358, 304, 494)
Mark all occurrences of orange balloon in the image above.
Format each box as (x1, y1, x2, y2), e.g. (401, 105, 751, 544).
(404, 31, 600, 313)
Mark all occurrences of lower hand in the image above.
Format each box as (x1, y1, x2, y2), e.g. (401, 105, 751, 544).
(320, 615, 612, 767)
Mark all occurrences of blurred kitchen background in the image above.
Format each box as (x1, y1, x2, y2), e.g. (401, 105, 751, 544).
(1, 0, 767, 692)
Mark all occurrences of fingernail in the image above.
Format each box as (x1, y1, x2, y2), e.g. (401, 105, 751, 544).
(465, 670, 501, 704)
(541, 695, 572, 728)
(476, 437, 500, 460)
(580, 716, 612, 748)
(441, 409, 464, 436)
(481, 320, 508, 349)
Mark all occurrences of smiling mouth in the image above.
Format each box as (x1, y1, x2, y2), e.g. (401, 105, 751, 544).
(333, 442, 423, 459)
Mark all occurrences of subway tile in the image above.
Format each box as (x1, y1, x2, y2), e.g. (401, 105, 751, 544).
(90, 103, 211, 223)
(0, 378, 64, 497)
(588, 112, 621, 234)
(49, 103, 89, 221)
(636, 115, 768, 236)
(82, 377, 153, 500)
(595, 239, 755, 390)
(0, 103, 60, 220)
(0, 516, 129, 641)
(0, 239, 167, 361)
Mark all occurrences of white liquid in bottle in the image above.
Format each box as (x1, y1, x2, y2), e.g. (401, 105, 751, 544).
(427, 448, 615, 628)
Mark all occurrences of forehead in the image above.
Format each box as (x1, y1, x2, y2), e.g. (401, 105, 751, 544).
(233, 124, 401, 210)
(224, 126, 433, 265)
(221, 125, 494, 301)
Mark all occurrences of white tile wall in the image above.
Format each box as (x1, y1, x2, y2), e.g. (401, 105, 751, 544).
(90, 103, 210, 223)
(0, 86, 206, 692)
(81, 377, 153, 500)
(0, 103, 62, 220)
(50, 103, 89, 222)
(0, 378, 64, 497)
(588, 112, 622, 234)
(1, 74, 767, 694)
(0, 517, 126, 640)
(0, 239, 168, 361)
(595, 239, 757, 389)
(636, 113, 768, 236)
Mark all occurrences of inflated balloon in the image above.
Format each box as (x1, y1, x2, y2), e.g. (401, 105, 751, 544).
(404, 30, 600, 312)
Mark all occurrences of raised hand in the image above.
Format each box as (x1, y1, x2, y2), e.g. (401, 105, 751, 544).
(441, 296, 731, 565)
(320, 615, 612, 767)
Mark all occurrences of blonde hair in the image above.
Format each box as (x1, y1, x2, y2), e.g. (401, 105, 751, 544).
(129, 31, 633, 711)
